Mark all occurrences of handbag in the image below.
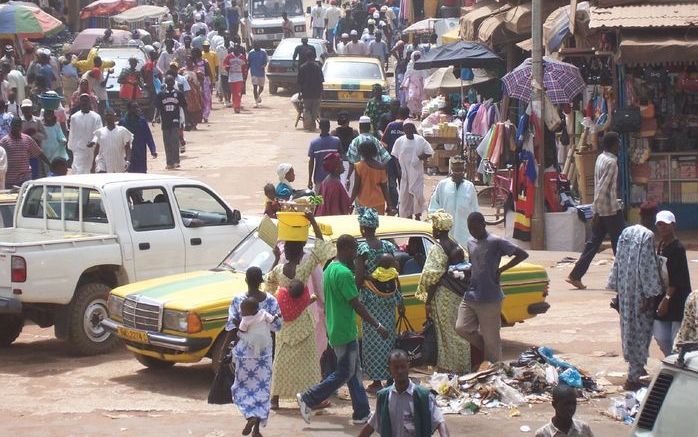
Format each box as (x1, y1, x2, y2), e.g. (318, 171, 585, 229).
(612, 107, 641, 132)
(395, 314, 425, 367)
(208, 350, 234, 404)
(421, 318, 438, 366)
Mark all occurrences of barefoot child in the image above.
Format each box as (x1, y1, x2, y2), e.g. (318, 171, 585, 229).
(226, 267, 282, 437)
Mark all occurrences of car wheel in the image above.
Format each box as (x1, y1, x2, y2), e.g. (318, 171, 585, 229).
(134, 353, 175, 369)
(66, 282, 118, 356)
(210, 329, 236, 374)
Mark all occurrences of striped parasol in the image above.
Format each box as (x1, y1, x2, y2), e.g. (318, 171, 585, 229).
(0, 1, 64, 38)
(501, 57, 586, 104)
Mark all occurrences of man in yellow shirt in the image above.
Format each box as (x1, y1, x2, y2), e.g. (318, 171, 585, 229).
(201, 41, 218, 85)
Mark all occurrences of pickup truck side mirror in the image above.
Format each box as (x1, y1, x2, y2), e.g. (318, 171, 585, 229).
(230, 209, 241, 225)
(183, 217, 206, 228)
(306, 6, 311, 14)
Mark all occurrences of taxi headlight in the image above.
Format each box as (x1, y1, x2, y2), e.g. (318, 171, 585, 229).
(163, 309, 188, 332)
(107, 295, 124, 320)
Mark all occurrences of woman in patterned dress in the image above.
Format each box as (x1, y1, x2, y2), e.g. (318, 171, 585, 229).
(190, 48, 213, 123)
(354, 207, 405, 394)
(225, 267, 282, 436)
(266, 212, 336, 409)
(416, 210, 471, 374)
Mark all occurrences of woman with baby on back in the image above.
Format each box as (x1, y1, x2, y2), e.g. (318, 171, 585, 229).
(225, 266, 282, 437)
(354, 207, 405, 394)
(265, 212, 336, 410)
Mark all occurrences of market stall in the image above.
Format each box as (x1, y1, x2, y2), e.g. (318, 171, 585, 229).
(110, 5, 169, 32)
(80, 0, 136, 30)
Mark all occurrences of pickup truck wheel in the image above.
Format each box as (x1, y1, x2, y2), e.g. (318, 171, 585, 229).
(0, 315, 23, 347)
(67, 282, 118, 356)
(134, 353, 175, 369)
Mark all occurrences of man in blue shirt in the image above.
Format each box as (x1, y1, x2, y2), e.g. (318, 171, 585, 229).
(307, 118, 341, 189)
(455, 212, 528, 367)
(247, 42, 268, 107)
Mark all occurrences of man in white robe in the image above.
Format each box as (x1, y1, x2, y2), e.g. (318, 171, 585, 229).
(67, 94, 102, 174)
(428, 157, 479, 247)
(391, 120, 433, 220)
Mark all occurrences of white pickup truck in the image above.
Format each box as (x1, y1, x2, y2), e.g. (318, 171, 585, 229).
(0, 174, 255, 355)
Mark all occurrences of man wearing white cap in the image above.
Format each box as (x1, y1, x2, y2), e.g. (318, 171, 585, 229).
(653, 210, 692, 356)
(336, 33, 350, 54)
(361, 19, 377, 45)
(392, 119, 433, 219)
(345, 30, 368, 55)
(346, 115, 389, 191)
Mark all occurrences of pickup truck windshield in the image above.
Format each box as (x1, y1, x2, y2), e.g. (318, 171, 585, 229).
(251, 0, 303, 18)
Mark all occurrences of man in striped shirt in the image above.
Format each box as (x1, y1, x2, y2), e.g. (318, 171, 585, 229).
(0, 117, 49, 188)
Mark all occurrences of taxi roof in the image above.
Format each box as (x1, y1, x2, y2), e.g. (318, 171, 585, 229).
(324, 55, 383, 65)
(315, 215, 433, 241)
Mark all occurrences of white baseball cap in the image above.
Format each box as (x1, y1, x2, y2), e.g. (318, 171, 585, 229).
(359, 115, 371, 124)
(655, 210, 676, 225)
(350, 29, 358, 36)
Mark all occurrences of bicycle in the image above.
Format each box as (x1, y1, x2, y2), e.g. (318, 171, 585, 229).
(476, 159, 514, 225)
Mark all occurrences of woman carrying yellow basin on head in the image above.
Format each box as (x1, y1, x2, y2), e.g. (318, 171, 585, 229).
(266, 211, 336, 410)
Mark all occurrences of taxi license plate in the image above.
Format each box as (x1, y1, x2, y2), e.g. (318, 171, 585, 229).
(338, 91, 363, 100)
(117, 326, 149, 344)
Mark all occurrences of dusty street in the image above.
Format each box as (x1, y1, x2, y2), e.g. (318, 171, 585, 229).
(3, 94, 696, 436)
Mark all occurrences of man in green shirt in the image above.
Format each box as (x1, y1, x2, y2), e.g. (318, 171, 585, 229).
(298, 234, 388, 425)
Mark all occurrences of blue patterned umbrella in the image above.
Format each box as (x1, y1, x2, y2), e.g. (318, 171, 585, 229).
(501, 57, 586, 104)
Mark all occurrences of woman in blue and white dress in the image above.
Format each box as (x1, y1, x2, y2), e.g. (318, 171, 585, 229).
(225, 266, 282, 436)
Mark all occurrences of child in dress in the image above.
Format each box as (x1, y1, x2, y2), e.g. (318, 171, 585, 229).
(276, 279, 316, 322)
(238, 296, 279, 355)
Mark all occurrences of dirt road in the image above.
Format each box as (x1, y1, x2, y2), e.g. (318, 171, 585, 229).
(3, 94, 694, 436)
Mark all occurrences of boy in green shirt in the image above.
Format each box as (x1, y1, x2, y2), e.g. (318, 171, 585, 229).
(298, 234, 388, 425)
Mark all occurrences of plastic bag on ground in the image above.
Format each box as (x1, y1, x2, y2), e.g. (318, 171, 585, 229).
(494, 378, 525, 405)
(538, 346, 576, 370)
(559, 368, 583, 388)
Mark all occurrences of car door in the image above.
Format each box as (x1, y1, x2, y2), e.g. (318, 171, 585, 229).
(125, 186, 186, 281)
(172, 184, 242, 272)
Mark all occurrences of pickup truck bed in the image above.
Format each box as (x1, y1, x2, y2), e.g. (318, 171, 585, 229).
(0, 228, 116, 245)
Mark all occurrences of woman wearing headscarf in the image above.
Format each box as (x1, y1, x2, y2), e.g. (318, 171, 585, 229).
(191, 47, 213, 123)
(183, 58, 203, 130)
(401, 50, 427, 117)
(265, 212, 336, 410)
(276, 163, 295, 200)
(315, 152, 352, 216)
(416, 210, 471, 374)
(354, 207, 405, 393)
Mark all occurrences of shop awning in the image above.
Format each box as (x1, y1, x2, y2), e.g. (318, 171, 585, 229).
(516, 38, 532, 52)
(111, 5, 169, 23)
(590, 3, 698, 29)
(80, 0, 136, 20)
(619, 32, 698, 66)
(478, 0, 568, 46)
(460, 0, 510, 41)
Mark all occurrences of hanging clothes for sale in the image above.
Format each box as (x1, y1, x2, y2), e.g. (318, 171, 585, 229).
(513, 150, 537, 242)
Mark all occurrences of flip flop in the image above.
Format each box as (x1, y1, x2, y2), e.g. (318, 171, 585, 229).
(565, 278, 587, 290)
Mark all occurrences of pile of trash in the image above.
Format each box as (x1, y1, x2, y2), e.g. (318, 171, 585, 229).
(605, 387, 647, 425)
(428, 346, 605, 416)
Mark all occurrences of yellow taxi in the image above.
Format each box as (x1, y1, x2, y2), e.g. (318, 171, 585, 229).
(103, 216, 550, 369)
(321, 55, 389, 115)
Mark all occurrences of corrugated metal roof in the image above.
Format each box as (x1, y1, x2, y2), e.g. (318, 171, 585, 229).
(590, 3, 698, 29)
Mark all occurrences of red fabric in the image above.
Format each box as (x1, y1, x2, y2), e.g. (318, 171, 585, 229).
(316, 177, 352, 216)
(230, 82, 243, 110)
(277, 286, 311, 322)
